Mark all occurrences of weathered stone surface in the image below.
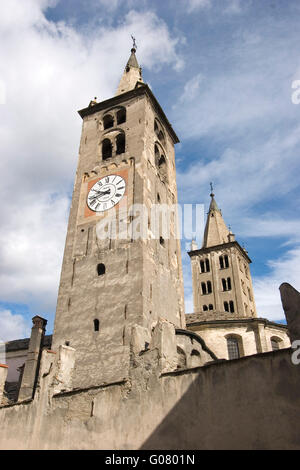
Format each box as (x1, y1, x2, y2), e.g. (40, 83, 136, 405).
(280, 282, 300, 343)
(0, 364, 8, 404)
(0, 346, 300, 450)
(18, 316, 47, 402)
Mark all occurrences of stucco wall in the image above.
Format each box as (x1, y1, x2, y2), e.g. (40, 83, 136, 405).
(0, 347, 299, 450)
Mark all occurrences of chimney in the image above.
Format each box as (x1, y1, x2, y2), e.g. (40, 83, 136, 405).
(18, 316, 47, 402)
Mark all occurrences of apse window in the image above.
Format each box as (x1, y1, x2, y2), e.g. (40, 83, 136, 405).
(227, 337, 240, 360)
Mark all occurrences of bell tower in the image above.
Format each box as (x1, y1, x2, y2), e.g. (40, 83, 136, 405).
(52, 46, 185, 388)
(188, 189, 257, 319)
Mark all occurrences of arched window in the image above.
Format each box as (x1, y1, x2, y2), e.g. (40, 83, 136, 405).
(229, 300, 234, 313)
(158, 155, 167, 177)
(154, 118, 166, 145)
(207, 281, 212, 294)
(155, 144, 168, 182)
(209, 304, 213, 310)
(103, 114, 114, 130)
(94, 319, 100, 332)
(271, 338, 280, 351)
(155, 144, 160, 161)
(219, 255, 229, 269)
(158, 130, 165, 145)
(201, 282, 207, 295)
(102, 139, 112, 160)
(227, 337, 240, 360)
(116, 133, 125, 155)
(203, 305, 208, 311)
(97, 263, 105, 276)
(200, 259, 210, 273)
(224, 301, 229, 312)
(205, 259, 210, 272)
(117, 108, 126, 125)
(222, 277, 232, 291)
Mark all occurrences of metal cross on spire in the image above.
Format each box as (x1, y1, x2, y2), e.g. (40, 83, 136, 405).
(131, 35, 137, 51)
(210, 182, 214, 194)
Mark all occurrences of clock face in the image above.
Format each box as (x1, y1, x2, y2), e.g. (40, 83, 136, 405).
(87, 174, 126, 212)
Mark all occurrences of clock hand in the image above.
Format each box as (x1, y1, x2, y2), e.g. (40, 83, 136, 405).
(90, 189, 111, 199)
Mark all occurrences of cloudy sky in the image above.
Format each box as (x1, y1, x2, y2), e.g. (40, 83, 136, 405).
(0, 0, 300, 341)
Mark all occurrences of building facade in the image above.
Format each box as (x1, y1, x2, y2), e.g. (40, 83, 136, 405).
(0, 47, 298, 450)
(186, 191, 290, 359)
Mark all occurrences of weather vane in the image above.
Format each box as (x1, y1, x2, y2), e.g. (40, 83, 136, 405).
(210, 182, 214, 193)
(131, 35, 137, 50)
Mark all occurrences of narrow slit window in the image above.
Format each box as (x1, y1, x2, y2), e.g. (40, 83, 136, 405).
(117, 108, 126, 125)
(205, 259, 210, 272)
(97, 263, 105, 276)
(102, 139, 112, 160)
(116, 133, 125, 155)
(94, 319, 100, 332)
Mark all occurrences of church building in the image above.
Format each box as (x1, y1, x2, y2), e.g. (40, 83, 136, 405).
(0, 45, 299, 450)
(186, 190, 290, 359)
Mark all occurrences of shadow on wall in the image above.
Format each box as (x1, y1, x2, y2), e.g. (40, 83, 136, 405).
(140, 348, 300, 450)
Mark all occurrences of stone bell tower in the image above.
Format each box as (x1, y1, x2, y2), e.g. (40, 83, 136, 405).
(189, 190, 257, 319)
(52, 46, 185, 388)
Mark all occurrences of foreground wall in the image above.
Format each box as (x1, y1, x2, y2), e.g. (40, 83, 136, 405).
(0, 345, 299, 450)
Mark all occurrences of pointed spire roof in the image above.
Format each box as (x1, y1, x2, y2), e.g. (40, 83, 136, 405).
(202, 189, 231, 248)
(115, 46, 144, 96)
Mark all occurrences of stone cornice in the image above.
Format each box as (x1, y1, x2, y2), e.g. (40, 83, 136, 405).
(188, 240, 252, 264)
(78, 84, 180, 144)
(186, 313, 288, 330)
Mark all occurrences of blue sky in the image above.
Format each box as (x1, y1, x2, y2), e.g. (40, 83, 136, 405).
(0, 0, 300, 340)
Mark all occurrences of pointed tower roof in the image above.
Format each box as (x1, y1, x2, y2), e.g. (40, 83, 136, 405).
(202, 189, 231, 248)
(115, 46, 144, 96)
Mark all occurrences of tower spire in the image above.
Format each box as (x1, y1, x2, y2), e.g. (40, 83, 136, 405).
(202, 185, 230, 248)
(115, 38, 144, 96)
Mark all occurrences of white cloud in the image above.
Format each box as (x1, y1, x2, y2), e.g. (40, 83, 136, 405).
(0, 310, 30, 343)
(179, 73, 204, 103)
(186, 0, 212, 12)
(185, 0, 243, 14)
